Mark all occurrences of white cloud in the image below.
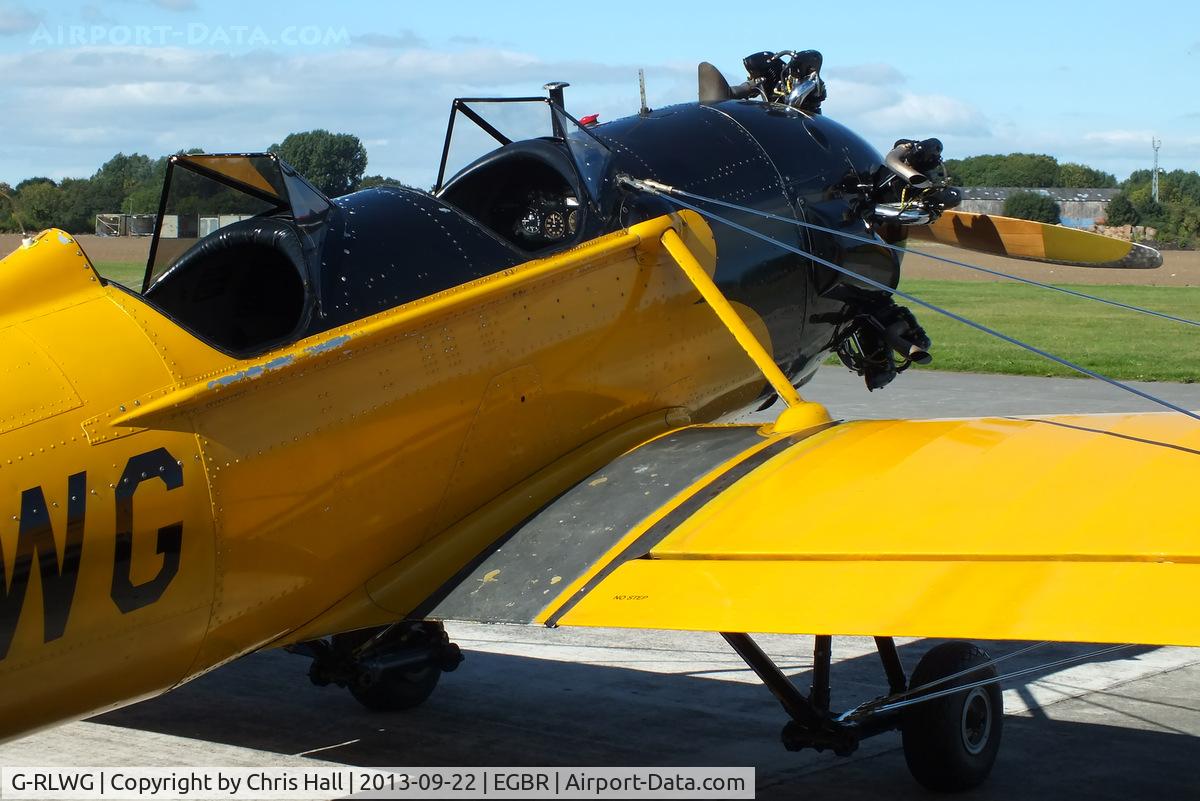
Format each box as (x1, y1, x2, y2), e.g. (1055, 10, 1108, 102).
(825, 67, 991, 138)
(0, 44, 689, 187)
(448, 34, 492, 46)
(1074, 129, 1200, 169)
(150, 0, 196, 11)
(825, 63, 905, 85)
(866, 93, 991, 137)
(1083, 129, 1161, 148)
(0, 1, 40, 35)
(820, 67, 1188, 180)
(3, 44, 1181, 190)
(80, 4, 115, 24)
(823, 79, 899, 116)
(352, 30, 426, 50)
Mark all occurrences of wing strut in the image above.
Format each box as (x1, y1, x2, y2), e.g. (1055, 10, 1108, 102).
(720, 632, 1127, 790)
(719, 632, 917, 756)
(658, 227, 831, 433)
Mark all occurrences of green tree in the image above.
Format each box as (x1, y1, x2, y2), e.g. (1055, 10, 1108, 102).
(16, 181, 66, 230)
(89, 153, 155, 213)
(56, 177, 96, 232)
(1123, 169, 1152, 192)
(358, 174, 402, 190)
(1162, 203, 1200, 247)
(15, 177, 57, 191)
(1120, 169, 1200, 205)
(1105, 193, 1138, 226)
(1129, 187, 1164, 224)
(1003, 190, 1061, 224)
(944, 153, 1060, 187)
(1057, 162, 1117, 188)
(271, 130, 368, 197)
(1118, 169, 1200, 244)
(1166, 170, 1200, 204)
(123, 183, 163, 215)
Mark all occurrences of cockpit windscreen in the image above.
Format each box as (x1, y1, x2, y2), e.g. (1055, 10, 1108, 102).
(143, 157, 285, 292)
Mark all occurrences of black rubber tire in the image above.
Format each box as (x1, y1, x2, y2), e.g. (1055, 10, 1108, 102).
(334, 625, 445, 712)
(901, 641, 1003, 792)
(349, 665, 441, 712)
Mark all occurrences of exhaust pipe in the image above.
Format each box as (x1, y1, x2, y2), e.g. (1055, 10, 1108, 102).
(883, 138, 944, 190)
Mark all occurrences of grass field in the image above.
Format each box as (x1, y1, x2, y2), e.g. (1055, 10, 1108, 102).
(93, 261, 143, 288)
(896, 279, 1200, 382)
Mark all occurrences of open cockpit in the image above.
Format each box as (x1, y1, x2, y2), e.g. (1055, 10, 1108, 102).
(136, 154, 325, 357)
(431, 91, 612, 253)
(120, 89, 614, 359)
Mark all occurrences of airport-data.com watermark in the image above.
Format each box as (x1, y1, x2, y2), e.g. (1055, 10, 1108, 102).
(29, 23, 350, 48)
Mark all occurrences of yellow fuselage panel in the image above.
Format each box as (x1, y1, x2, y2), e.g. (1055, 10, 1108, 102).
(0, 216, 766, 739)
(0, 233, 215, 739)
(185, 217, 763, 670)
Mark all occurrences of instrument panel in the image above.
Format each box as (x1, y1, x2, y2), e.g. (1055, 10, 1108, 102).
(514, 191, 581, 248)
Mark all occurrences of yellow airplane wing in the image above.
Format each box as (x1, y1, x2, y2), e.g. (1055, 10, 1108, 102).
(379, 413, 1200, 648)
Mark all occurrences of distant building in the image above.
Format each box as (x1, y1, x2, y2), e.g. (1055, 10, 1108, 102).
(957, 187, 1120, 229)
(95, 213, 126, 237)
(94, 212, 253, 238)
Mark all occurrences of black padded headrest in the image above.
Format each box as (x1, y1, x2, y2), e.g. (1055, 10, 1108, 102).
(147, 216, 307, 297)
(437, 138, 580, 201)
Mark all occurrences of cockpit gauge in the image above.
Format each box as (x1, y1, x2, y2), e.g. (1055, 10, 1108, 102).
(544, 211, 566, 240)
(519, 209, 542, 238)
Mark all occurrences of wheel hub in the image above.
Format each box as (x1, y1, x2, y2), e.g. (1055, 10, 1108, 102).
(960, 686, 992, 755)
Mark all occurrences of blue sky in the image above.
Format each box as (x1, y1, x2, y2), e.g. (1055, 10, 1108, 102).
(1, 0, 1197, 188)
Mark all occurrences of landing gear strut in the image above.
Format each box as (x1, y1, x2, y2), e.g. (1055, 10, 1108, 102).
(723, 633, 1003, 791)
(291, 621, 463, 712)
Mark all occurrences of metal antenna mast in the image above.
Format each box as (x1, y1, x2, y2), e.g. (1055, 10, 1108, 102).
(1152, 137, 1162, 203)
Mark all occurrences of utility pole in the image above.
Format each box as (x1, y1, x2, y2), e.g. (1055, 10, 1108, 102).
(1151, 137, 1162, 203)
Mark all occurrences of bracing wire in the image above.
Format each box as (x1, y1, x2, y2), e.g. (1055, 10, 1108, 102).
(619, 176, 1200, 422)
(872, 641, 1051, 702)
(646, 181, 1199, 328)
(839, 643, 1135, 721)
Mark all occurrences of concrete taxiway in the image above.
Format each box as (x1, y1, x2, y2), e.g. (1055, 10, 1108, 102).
(4, 369, 1199, 799)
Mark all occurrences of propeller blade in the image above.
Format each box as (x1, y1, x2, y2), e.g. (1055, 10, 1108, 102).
(908, 209, 1162, 269)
